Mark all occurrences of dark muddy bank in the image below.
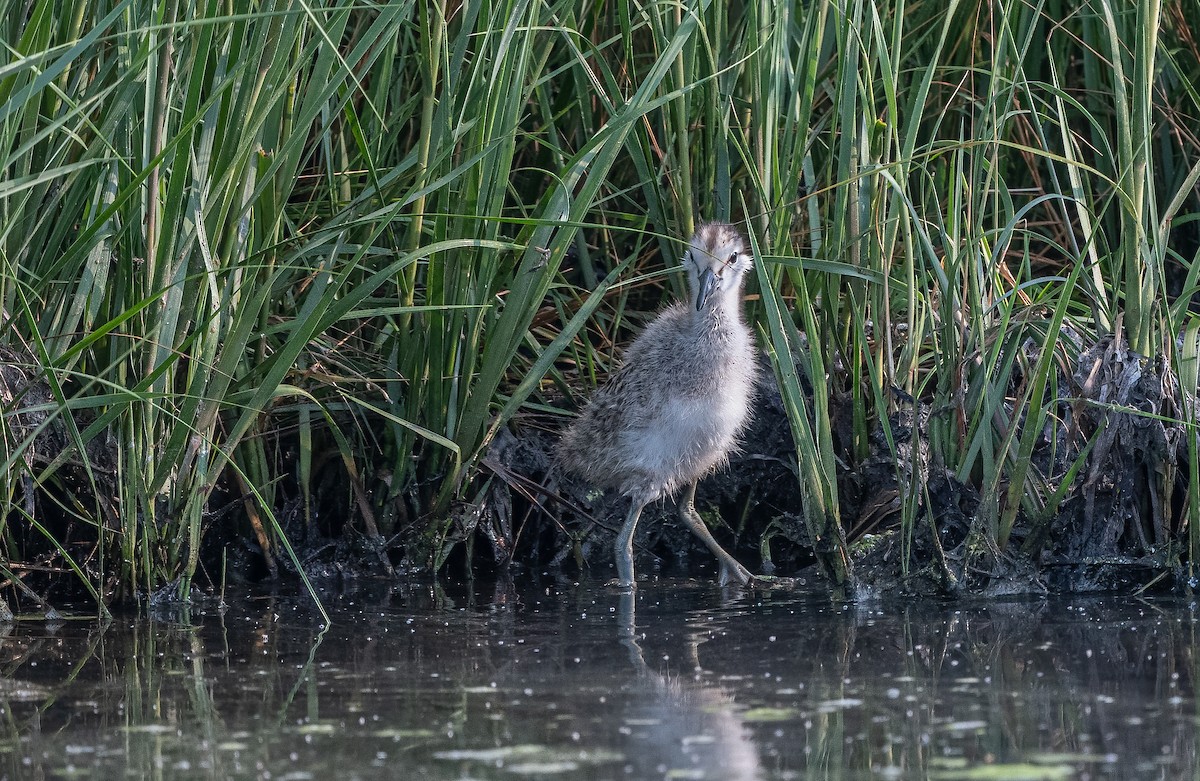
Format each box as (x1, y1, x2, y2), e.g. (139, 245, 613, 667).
(477, 337, 1193, 598)
(0, 334, 1193, 611)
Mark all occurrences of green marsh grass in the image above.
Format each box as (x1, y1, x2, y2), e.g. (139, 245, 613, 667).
(1, 0, 1199, 606)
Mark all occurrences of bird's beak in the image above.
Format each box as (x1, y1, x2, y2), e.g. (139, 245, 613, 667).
(696, 268, 718, 311)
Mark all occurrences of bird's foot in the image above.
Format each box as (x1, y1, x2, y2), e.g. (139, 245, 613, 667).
(717, 561, 753, 588)
(716, 560, 796, 590)
(604, 578, 636, 592)
(746, 574, 797, 590)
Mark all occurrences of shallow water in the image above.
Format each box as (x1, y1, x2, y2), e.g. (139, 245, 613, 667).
(1, 579, 1197, 780)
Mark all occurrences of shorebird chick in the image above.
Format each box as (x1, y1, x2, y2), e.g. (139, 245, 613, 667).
(559, 222, 758, 588)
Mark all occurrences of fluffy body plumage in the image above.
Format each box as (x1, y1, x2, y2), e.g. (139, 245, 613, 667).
(559, 221, 758, 587)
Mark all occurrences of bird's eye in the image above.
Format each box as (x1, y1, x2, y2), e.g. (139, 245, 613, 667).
(727, 252, 738, 266)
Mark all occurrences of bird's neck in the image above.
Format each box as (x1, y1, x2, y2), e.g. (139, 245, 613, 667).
(693, 288, 746, 334)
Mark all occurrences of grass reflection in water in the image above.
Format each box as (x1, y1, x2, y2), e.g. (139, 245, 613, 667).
(0, 581, 1192, 780)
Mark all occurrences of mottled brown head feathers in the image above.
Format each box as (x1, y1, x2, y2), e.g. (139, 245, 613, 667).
(683, 222, 752, 312)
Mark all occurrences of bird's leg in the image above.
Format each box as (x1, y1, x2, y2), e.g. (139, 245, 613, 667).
(617, 591, 649, 670)
(677, 482, 752, 586)
(613, 497, 647, 589)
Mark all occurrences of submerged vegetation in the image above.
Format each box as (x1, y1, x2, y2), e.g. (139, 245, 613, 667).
(2, 0, 1200, 610)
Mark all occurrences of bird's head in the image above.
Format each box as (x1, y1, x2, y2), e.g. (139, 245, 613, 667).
(683, 222, 752, 312)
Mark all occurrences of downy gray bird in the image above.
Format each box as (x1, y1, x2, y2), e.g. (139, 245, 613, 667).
(559, 222, 758, 588)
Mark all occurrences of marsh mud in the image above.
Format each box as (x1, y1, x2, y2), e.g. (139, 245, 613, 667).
(1, 331, 1193, 602)
(2, 580, 1199, 779)
(481, 338, 1193, 598)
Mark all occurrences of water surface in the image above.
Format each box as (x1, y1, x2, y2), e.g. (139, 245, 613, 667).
(1, 579, 1196, 779)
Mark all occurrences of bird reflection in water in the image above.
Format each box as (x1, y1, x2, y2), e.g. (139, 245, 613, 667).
(615, 591, 763, 780)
